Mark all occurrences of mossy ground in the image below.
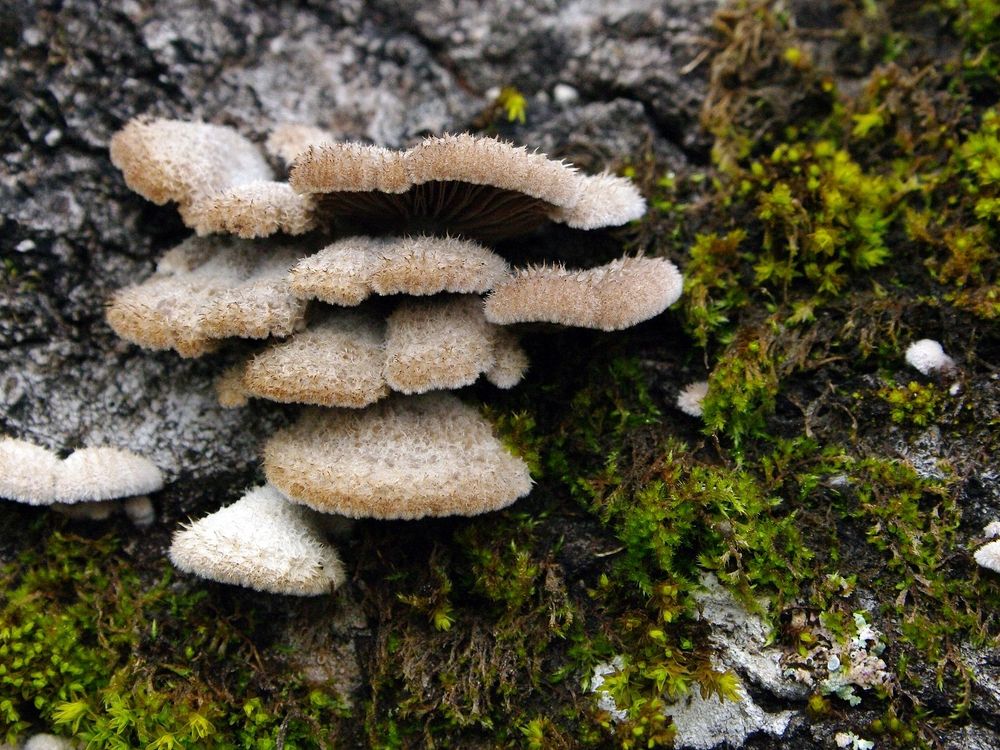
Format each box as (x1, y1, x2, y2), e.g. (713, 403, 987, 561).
(2, 1, 1000, 748)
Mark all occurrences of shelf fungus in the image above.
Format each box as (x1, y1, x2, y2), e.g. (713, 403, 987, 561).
(0, 437, 163, 524)
(169, 484, 345, 596)
(106, 115, 684, 596)
(263, 393, 533, 520)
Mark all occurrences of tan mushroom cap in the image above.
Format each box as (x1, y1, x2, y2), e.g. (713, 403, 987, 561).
(484, 256, 684, 331)
(238, 311, 389, 408)
(290, 133, 645, 240)
(265, 123, 337, 166)
(385, 296, 515, 394)
(227, 297, 528, 407)
(193, 181, 317, 238)
(169, 484, 345, 596)
(289, 234, 510, 306)
(106, 236, 308, 357)
(263, 393, 533, 519)
(0, 437, 163, 506)
(110, 118, 273, 226)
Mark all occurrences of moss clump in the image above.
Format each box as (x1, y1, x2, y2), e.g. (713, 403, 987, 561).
(0, 530, 352, 748)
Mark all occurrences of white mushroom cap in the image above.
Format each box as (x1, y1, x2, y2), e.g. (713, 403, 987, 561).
(264, 393, 533, 519)
(484, 256, 683, 331)
(983, 520, 1000, 539)
(974, 539, 1000, 574)
(551, 172, 646, 230)
(169, 484, 345, 596)
(0, 437, 163, 506)
(905, 339, 955, 376)
(676, 381, 709, 417)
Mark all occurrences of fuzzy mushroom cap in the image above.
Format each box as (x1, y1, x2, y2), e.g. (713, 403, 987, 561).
(238, 311, 389, 408)
(484, 256, 684, 331)
(228, 298, 527, 407)
(106, 236, 308, 357)
(169, 484, 345, 596)
(193, 181, 317, 238)
(904, 339, 955, 376)
(264, 393, 533, 519)
(109, 118, 273, 223)
(289, 234, 510, 306)
(384, 296, 523, 394)
(0, 437, 163, 506)
(974, 539, 1000, 574)
(289, 133, 645, 241)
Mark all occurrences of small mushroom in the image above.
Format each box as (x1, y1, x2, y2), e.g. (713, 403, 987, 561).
(0, 437, 163, 524)
(974, 539, 1000, 574)
(904, 339, 956, 376)
(676, 381, 709, 417)
(195, 181, 317, 238)
(484, 256, 683, 331)
(288, 234, 510, 306)
(106, 235, 308, 357)
(169, 484, 345, 596)
(263, 393, 533, 519)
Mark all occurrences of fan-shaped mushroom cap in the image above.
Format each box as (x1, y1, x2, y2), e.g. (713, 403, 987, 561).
(238, 311, 389, 408)
(266, 123, 337, 166)
(385, 296, 516, 393)
(264, 393, 532, 519)
(484, 256, 683, 331)
(289, 133, 646, 240)
(110, 118, 273, 225)
(905, 339, 955, 376)
(169, 484, 345, 596)
(106, 236, 308, 357)
(289, 234, 509, 306)
(194, 181, 317, 238)
(0, 437, 163, 506)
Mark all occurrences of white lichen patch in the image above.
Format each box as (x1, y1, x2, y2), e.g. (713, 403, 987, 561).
(588, 656, 628, 723)
(669, 681, 795, 750)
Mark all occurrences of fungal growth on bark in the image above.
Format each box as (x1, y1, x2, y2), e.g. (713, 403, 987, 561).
(106, 115, 683, 594)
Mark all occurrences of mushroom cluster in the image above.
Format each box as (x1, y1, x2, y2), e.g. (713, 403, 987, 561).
(108, 118, 683, 595)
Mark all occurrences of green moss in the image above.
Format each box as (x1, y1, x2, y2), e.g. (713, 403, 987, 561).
(0, 531, 351, 748)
